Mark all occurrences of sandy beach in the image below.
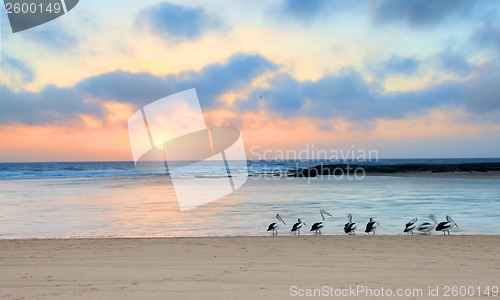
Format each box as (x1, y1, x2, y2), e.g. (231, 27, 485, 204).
(0, 236, 498, 299)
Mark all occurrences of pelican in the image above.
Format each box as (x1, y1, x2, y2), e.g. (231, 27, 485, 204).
(403, 217, 417, 235)
(365, 217, 379, 235)
(310, 209, 332, 235)
(416, 214, 437, 234)
(435, 215, 459, 235)
(344, 214, 357, 235)
(267, 214, 286, 236)
(291, 218, 306, 235)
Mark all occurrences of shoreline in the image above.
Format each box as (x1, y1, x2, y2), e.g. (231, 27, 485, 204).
(1, 236, 498, 299)
(1, 233, 499, 241)
(365, 170, 500, 179)
(290, 162, 500, 178)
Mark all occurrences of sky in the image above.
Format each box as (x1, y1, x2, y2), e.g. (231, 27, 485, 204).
(0, 0, 500, 162)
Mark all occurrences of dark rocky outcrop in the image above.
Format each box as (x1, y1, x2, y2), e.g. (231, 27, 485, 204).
(289, 162, 500, 177)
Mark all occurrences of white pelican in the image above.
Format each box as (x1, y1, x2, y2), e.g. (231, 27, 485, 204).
(403, 217, 417, 235)
(310, 209, 332, 235)
(291, 218, 306, 235)
(344, 214, 357, 235)
(435, 215, 459, 235)
(365, 217, 379, 235)
(267, 213, 286, 236)
(416, 214, 437, 234)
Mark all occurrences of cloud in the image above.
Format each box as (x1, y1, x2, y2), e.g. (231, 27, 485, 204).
(0, 84, 102, 125)
(367, 55, 420, 78)
(277, 0, 486, 27)
(237, 64, 500, 122)
(278, 0, 364, 23)
(462, 64, 500, 113)
(370, 0, 479, 27)
(26, 22, 79, 50)
(2, 52, 499, 128)
(383, 55, 420, 74)
(1, 54, 35, 83)
(280, 0, 329, 21)
(239, 68, 458, 120)
(77, 53, 277, 109)
(77, 71, 168, 108)
(0, 53, 276, 125)
(470, 22, 500, 53)
(367, 52, 473, 79)
(433, 51, 472, 76)
(137, 2, 226, 42)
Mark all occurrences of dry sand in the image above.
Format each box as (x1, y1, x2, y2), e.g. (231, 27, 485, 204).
(1, 236, 499, 299)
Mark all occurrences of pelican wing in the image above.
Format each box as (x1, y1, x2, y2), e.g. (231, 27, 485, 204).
(416, 222, 434, 232)
(404, 223, 416, 232)
(310, 221, 324, 231)
(365, 222, 375, 233)
(405, 221, 416, 229)
(291, 222, 303, 231)
(344, 222, 356, 233)
(436, 222, 452, 231)
(267, 222, 277, 231)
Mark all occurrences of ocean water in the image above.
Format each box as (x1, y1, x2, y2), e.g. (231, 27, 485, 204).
(0, 159, 499, 238)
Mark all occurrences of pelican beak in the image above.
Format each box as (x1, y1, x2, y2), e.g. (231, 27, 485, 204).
(451, 218, 458, 228)
(279, 215, 286, 225)
(323, 210, 333, 217)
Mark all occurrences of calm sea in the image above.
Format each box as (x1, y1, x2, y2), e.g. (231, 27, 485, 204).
(0, 158, 499, 238)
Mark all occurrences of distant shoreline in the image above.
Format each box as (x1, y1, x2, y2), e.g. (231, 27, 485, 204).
(366, 170, 500, 179)
(290, 162, 500, 178)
